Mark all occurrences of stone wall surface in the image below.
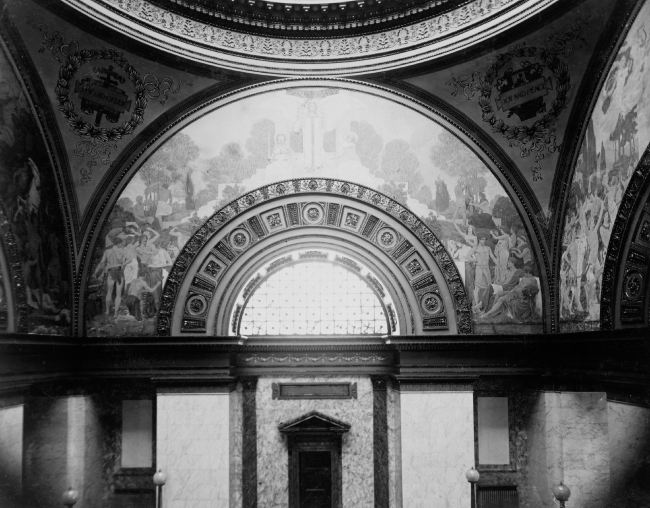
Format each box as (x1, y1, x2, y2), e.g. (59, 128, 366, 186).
(156, 393, 230, 508)
(22, 396, 102, 508)
(400, 391, 474, 508)
(608, 401, 650, 504)
(0, 401, 23, 507)
(256, 376, 374, 508)
(526, 392, 610, 508)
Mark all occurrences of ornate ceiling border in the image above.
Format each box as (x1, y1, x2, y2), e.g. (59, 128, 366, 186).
(156, 178, 472, 336)
(62, 0, 556, 75)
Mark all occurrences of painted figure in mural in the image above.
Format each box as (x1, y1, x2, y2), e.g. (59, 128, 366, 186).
(479, 266, 539, 322)
(491, 227, 511, 283)
(294, 100, 325, 171)
(122, 236, 139, 294)
(168, 226, 189, 251)
(270, 133, 291, 162)
(511, 236, 533, 268)
(136, 228, 159, 267)
(454, 223, 477, 248)
(132, 195, 154, 226)
(480, 257, 525, 315)
(452, 181, 468, 225)
(147, 242, 173, 310)
(155, 183, 173, 228)
(125, 268, 160, 321)
(449, 239, 477, 306)
(469, 235, 497, 311)
(93, 237, 127, 318)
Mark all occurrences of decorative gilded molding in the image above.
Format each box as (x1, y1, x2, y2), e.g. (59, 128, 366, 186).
(238, 353, 391, 365)
(62, 0, 557, 75)
(156, 179, 471, 336)
(0, 205, 28, 334)
(600, 142, 650, 330)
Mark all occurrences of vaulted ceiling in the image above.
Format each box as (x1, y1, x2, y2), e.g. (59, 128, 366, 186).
(0, 0, 648, 336)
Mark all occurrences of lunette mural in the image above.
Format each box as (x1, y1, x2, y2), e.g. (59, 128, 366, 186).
(0, 47, 71, 335)
(560, 0, 650, 332)
(85, 88, 542, 336)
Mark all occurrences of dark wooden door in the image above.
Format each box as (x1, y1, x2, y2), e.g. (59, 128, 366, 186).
(298, 451, 332, 508)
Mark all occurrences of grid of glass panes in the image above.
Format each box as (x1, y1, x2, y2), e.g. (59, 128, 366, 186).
(239, 262, 389, 335)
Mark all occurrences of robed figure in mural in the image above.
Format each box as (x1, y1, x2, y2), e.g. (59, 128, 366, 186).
(294, 100, 325, 172)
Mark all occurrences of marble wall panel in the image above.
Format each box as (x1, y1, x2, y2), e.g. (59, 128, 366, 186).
(400, 391, 474, 508)
(608, 401, 650, 502)
(256, 376, 374, 508)
(526, 392, 610, 508)
(23, 396, 102, 508)
(0, 402, 23, 506)
(156, 393, 230, 508)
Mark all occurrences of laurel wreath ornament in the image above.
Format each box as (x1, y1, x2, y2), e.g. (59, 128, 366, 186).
(29, 19, 188, 183)
(447, 17, 589, 182)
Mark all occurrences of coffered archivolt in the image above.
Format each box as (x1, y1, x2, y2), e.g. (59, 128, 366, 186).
(156, 179, 470, 337)
(81, 79, 549, 337)
(61, 0, 557, 75)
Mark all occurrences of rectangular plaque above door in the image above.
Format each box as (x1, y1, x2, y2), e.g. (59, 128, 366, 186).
(272, 383, 357, 400)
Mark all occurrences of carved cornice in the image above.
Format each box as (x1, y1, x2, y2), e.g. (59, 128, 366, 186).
(61, 0, 557, 75)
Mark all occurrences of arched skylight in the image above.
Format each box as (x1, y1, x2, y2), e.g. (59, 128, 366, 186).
(232, 251, 397, 336)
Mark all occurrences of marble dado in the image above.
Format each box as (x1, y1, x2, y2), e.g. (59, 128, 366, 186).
(400, 391, 474, 508)
(527, 392, 610, 508)
(157, 394, 230, 508)
(256, 376, 374, 508)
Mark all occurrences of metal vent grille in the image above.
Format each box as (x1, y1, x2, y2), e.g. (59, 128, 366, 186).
(478, 486, 519, 508)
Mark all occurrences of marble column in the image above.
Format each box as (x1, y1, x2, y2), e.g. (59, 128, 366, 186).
(241, 377, 258, 508)
(607, 400, 650, 501)
(400, 388, 474, 508)
(0, 397, 23, 507)
(526, 392, 610, 508)
(156, 389, 231, 508)
(372, 376, 389, 508)
(23, 395, 102, 508)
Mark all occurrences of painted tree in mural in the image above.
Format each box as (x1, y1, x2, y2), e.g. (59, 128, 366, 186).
(350, 120, 383, 172)
(434, 178, 450, 212)
(138, 132, 200, 198)
(245, 119, 276, 171)
(380, 139, 422, 190)
(205, 142, 253, 192)
(429, 131, 488, 199)
(378, 181, 408, 205)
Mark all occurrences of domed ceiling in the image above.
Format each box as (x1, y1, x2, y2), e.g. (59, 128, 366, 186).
(0, 0, 648, 336)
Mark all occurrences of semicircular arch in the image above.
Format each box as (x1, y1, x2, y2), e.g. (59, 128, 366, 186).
(157, 179, 471, 337)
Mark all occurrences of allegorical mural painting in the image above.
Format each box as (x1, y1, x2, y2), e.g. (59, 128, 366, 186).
(560, 0, 650, 332)
(86, 88, 541, 336)
(0, 48, 71, 335)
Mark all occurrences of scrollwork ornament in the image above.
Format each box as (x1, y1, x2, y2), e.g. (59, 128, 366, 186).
(447, 17, 590, 181)
(29, 19, 187, 183)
